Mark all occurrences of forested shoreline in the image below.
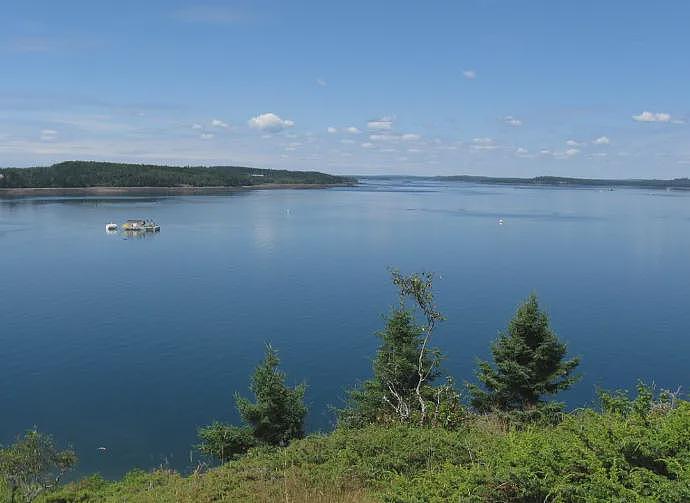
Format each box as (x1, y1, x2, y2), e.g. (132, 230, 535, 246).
(0, 161, 353, 189)
(361, 174, 690, 190)
(1, 271, 688, 502)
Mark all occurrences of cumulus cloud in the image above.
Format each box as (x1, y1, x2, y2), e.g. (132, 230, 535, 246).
(211, 119, 228, 128)
(401, 133, 421, 141)
(200, 133, 215, 140)
(550, 148, 580, 159)
(327, 127, 337, 133)
(566, 139, 583, 147)
(633, 111, 671, 122)
(248, 113, 295, 132)
(515, 147, 529, 156)
(504, 116, 522, 127)
(369, 133, 398, 142)
(340, 138, 355, 144)
(471, 137, 497, 150)
(191, 123, 203, 130)
(40, 129, 58, 141)
(593, 136, 610, 145)
(463, 69, 476, 80)
(360, 142, 374, 148)
(345, 126, 361, 134)
(367, 117, 394, 131)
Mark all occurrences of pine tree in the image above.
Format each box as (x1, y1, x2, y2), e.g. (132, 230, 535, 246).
(199, 344, 307, 461)
(469, 294, 580, 417)
(341, 270, 463, 427)
(341, 309, 435, 425)
(236, 344, 307, 446)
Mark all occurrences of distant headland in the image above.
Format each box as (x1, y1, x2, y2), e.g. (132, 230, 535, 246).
(360, 174, 690, 190)
(0, 161, 355, 194)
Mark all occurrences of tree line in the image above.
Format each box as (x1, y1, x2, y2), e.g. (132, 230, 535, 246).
(0, 161, 353, 189)
(198, 269, 582, 461)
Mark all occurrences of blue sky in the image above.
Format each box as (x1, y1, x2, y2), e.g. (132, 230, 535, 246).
(1, 1, 689, 177)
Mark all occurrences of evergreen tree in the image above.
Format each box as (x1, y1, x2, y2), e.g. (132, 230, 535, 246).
(341, 309, 435, 426)
(236, 345, 307, 446)
(341, 271, 462, 427)
(199, 344, 306, 461)
(469, 294, 580, 417)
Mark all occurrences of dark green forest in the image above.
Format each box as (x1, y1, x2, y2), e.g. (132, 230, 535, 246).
(0, 161, 353, 189)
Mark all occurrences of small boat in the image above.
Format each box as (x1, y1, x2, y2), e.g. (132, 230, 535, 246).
(106, 222, 118, 231)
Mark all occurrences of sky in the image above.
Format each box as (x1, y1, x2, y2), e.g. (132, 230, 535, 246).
(1, 0, 689, 177)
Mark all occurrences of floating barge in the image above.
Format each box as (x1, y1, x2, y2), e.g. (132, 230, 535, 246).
(121, 219, 160, 232)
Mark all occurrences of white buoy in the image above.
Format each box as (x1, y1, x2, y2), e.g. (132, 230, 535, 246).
(498, 218, 504, 225)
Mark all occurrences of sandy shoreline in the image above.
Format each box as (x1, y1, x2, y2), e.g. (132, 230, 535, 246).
(0, 183, 353, 197)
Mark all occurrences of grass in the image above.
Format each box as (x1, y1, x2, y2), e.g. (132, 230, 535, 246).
(34, 401, 690, 502)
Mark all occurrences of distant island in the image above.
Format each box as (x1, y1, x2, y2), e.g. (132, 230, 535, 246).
(0, 161, 354, 191)
(361, 174, 690, 190)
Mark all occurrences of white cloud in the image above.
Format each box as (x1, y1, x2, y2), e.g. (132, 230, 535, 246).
(367, 117, 394, 130)
(248, 112, 295, 132)
(564, 148, 580, 157)
(539, 149, 552, 156)
(340, 138, 355, 144)
(191, 123, 203, 130)
(316, 78, 327, 87)
(407, 148, 422, 153)
(472, 137, 494, 145)
(40, 129, 58, 141)
(200, 133, 215, 140)
(401, 133, 421, 141)
(566, 139, 583, 147)
(471, 137, 497, 150)
(504, 116, 522, 127)
(593, 136, 610, 145)
(463, 69, 476, 80)
(345, 126, 361, 134)
(632, 111, 671, 123)
(327, 127, 337, 133)
(360, 142, 374, 148)
(369, 133, 398, 142)
(211, 119, 228, 128)
(515, 147, 529, 156)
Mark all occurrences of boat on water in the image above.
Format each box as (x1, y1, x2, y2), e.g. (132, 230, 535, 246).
(121, 219, 160, 232)
(105, 222, 118, 231)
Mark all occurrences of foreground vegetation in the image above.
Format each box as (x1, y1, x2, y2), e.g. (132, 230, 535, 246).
(35, 393, 690, 502)
(2, 271, 688, 501)
(0, 161, 353, 189)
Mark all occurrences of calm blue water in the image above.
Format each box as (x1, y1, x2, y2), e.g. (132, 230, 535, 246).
(1, 179, 689, 478)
